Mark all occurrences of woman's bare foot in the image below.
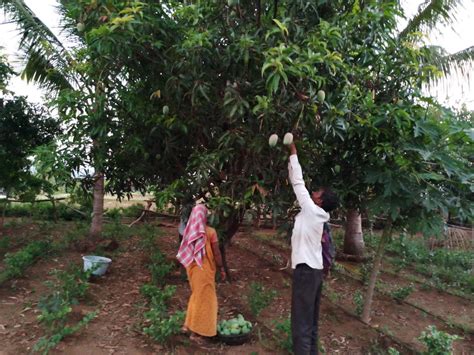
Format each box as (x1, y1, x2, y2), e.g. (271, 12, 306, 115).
(189, 333, 203, 344)
(181, 326, 190, 334)
(189, 333, 211, 345)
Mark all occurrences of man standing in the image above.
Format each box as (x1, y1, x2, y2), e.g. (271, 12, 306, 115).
(287, 142, 339, 355)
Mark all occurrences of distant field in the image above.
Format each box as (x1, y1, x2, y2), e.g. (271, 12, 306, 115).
(103, 193, 155, 209)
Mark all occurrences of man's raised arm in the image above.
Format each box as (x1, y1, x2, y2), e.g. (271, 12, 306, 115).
(288, 143, 312, 209)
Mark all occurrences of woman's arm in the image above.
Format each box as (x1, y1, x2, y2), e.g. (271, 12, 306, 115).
(211, 240, 226, 281)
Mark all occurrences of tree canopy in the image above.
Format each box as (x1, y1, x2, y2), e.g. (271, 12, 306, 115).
(1, 0, 472, 237)
(0, 55, 59, 200)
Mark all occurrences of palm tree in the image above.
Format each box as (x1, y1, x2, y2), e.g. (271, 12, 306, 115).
(343, 0, 474, 258)
(0, 0, 107, 240)
(400, 0, 474, 88)
(0, 0, 78, 90)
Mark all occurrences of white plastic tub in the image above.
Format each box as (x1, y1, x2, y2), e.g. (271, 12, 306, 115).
(82, 255, 112, 276)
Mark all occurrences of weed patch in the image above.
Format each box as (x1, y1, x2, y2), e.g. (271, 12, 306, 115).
(390, 284, 414, 303)
(273, 317, 292, 353)
(34, 265, 97, 354)
(248, 282, 277, 317)
(141, 284, 184, 344)
(419, 325, 460, 355)
(0, 240, 51, 284)
(353, 290, 364, 316)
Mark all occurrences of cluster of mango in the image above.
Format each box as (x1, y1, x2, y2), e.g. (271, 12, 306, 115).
(217, 314, 252, 336)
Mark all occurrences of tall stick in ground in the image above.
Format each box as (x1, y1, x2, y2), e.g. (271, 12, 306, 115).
(361, 219, 392, 324)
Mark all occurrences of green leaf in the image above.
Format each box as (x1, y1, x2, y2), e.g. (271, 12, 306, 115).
(272, 19, 289, 37)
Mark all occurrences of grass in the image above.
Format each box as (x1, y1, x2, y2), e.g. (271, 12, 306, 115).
(364, 233, 474, 296)
(139, 229, 184, 345)
(248, 282, 277, 317)
(2, 202, 145, 225)
(272, 317, 292, 353)
(0, 240, 52, 284)
(2, 202, 86, 221)
(34, 265, 97, 354)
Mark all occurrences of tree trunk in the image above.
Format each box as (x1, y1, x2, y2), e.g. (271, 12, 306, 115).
(343, 209, 365, 256)
(89, 172, 104, 240)
(219, 242, 230, 281)
(50, 195, 58, 223)
(361, 220, 392, 324)
(0, 199, 6, 229)
(221, 208, 244, 282)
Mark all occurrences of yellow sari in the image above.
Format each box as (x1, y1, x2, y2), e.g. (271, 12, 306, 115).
(184, 226, 218, 337)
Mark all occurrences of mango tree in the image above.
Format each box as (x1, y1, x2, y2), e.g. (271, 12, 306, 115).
(69, 0, 353, 247)
(92, 1, 473, 280)
(145, 1, 354, 274)
(0, 55, 58, 227)
(287, 2, 474, 320)
(359, 104, 472, 323)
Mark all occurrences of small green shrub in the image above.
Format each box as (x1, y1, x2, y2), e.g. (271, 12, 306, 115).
(3, 203, 31, 217)
(37, 293, 73, 330)
(353, 290, 364, 316)
(0, 240, 51, 283)
(141, 284, 176, 308)
(366, 343, 400, 355)
(103, 204, 144, 221)
(35, 266, 96, 354)
(143, 309, 185, 343)
(248, 282, 277, 317)
(102, 222, 132, 240)
(390, 285, 414, 303)
(149, 251, 174, 286)
(104, 208, 122, 222)
(0, 236, 11, 252)
(419, 325, 460, 355)
(49, 266, 92, 303)
(55, 222, 88, 250)
(138, 227, 160, 251)
(386, 234, 473, 294)
(34, 311, 97, 354)
(141, 284, 184, 344)
(273, 317, 292, 353)
(360, 262, 372, 285)
(120, 204, 144, 218)
(136, 224, 158, 242)
(4, 202, 85, 221)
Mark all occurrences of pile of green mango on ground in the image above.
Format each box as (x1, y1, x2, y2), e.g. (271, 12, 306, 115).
(217, 314, 252, 336)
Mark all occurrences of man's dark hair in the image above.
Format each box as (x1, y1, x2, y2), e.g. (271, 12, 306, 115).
(320, 188, 339, 212)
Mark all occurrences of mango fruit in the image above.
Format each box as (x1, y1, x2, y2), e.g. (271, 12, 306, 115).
(218, 314, 253, 336)
(283, 132, 293, 145)
(76, 23, 85, 32)
(317, 90, 325, 103)
(268, 134, 278, 147)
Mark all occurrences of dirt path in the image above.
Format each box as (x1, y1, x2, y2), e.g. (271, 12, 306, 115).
(1, 219, 471, 354)
(0, 222, 287, 354)
(156, 224, 399, 354)
(0, 236, 160, 354)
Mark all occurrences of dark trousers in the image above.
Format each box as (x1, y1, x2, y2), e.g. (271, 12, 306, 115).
(291, 263, 323, 355)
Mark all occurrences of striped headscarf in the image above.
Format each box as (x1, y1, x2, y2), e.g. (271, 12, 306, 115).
(176, 204, 208, 268)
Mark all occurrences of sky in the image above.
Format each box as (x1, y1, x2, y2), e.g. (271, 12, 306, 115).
(0, 0, 473, 109)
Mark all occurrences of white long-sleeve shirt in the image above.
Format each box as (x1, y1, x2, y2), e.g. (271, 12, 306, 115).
(288, 154, 329, 269)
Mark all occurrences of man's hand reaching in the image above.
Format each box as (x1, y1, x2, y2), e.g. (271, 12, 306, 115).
(288, 142, 297, 156)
